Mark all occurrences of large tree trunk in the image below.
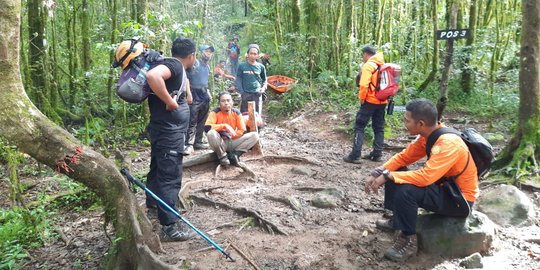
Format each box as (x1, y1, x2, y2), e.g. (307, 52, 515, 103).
(0, 1, 174, 268)
(492, 0, 540, 180)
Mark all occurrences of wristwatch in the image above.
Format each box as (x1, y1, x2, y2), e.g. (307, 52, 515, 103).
(382, 169, 392, 182)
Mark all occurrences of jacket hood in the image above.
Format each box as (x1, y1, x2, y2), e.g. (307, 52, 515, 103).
(368, 52, 385, 65)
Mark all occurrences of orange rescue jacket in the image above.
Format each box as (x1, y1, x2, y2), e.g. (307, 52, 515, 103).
(205, 108, 246, 140)
(358, 52, 387, 105)
(383, 127, 479, 202)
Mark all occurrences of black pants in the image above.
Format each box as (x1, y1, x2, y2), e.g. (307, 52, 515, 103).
(146, 126, 185, 226)
(240, 92, 261, 113)
(348, 102, 386, 159)
(384, 180, 472, 235)
(186, 100, 210, 146)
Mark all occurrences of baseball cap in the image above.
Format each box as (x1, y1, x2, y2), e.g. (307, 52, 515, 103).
(199, 45, 215, 52)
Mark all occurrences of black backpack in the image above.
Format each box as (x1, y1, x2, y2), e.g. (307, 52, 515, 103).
(426, 127, 495, 178)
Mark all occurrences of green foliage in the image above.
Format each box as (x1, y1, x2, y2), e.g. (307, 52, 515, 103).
(49, 174, 101, 212)
(0, 207, 53, 270)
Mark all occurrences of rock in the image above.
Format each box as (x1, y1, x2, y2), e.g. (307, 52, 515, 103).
(290, 166, 313, 176)
(483, 133, 505, 144)
(321, 187, 344, 199)
(416, 211, 496, 257)
(311, 194, 340, 208)
(459, 252, 483, 269)
(476, 184, 535, 226)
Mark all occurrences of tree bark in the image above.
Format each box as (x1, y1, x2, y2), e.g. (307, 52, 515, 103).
(436, 0, 457, 120)
(461, 0, 477, 93)
(492, 0, 540, 180)
(0, 1, 175, 268)
(417, 0, 439, 91)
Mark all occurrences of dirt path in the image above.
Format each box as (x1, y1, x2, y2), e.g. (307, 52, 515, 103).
(21, 110, 540, 269)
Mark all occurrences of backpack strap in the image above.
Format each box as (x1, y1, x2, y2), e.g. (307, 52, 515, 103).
(368, 62, 381, 91)
(425, 127, 459, 159)
(427, 127, 471, 181)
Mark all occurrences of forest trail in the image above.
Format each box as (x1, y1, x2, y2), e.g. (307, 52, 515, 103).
(18, 108, 540, 269)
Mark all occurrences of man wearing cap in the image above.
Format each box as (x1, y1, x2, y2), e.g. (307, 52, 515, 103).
(184, 44, 214, 154)
(344, 45, 387, 163)
(235, 44, 267, 113)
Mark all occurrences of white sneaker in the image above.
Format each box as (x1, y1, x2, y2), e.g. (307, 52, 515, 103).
(183, 145, 194, 155)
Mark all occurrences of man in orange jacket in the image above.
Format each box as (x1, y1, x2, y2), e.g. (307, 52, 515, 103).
(344, 45, 387, 163)
(364, 99, 478, 262)
(205, 92, 259, 166)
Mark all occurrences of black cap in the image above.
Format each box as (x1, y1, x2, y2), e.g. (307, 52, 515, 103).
(361, 45, 377, 55)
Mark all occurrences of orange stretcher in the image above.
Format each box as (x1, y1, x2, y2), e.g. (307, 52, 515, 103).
(267, 75, 296, 93)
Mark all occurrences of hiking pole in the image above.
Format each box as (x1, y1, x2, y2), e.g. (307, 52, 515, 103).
(120, 169, 235, 262)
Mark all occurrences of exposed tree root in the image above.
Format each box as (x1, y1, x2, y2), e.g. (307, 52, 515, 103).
(245, 155, 319, 166)
(190, 194, 289, 236)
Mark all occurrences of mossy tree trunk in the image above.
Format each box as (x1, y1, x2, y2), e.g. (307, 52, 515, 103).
(461, 0, 477, 94)
(492, 0, 540, 181)
(436, 0, 457, 120)
(0, 1, 175, 268)
(417, 0, 439, 91)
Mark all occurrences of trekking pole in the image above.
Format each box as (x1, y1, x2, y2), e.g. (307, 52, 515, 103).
(120, 169, 235, 262)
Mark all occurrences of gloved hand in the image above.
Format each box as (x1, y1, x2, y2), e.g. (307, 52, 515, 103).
(144, 49, 163, 63)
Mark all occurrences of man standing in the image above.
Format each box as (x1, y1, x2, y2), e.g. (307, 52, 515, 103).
(236, 44, 267, 114)
(344, 46, 387, 163)
(365, 98, 478, 261)
(205, 93, 260, 166)
(185, 44, 214, 154)
(145, 38, 197, 242)
(227, 37, 240, 74)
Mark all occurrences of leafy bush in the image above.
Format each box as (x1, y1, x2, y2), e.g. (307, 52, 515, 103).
(0, 207, 53, 270)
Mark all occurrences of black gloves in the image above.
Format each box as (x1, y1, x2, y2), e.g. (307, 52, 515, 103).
(144, 49, 163, 63)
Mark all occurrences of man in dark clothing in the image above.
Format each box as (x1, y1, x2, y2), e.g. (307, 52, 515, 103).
(236, 44, 267, 114)
(227, 37, 240, 74)
(344, 45, 387, 164)
(145, 38, 196, 242)
(185, 44, 214, 154)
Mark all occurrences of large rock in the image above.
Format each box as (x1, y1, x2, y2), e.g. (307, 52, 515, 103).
(310, 188, 344, 209)
(475, 184, 536, 227)
(416, 211, 496, 257)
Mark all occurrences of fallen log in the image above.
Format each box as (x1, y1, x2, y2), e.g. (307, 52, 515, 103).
(190, 194, 289, 236)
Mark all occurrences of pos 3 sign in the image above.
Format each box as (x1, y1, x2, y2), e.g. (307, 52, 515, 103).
(436, 29, 470, 40)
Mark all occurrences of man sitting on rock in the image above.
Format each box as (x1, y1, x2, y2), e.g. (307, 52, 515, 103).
(205, 92, 259, 166)
(364, 98, 478, 261)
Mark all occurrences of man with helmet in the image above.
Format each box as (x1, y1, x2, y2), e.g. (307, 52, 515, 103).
(144, 38, 197, 242)
(184, 44, 215, 155)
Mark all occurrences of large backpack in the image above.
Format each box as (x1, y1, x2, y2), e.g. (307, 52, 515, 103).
(426, 127, 495, 179)
(115, 53, 163, 103)
(370, 63, 401, 101)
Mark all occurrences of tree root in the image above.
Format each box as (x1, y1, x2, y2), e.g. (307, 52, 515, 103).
(245, 155, 319, 166)
(190, 194, 289, 236)
(214, 162, 257, 181)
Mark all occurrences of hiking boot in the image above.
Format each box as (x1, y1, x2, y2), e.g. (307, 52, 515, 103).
(362, 153, 382, 162)
(194, 143, 209, 150)
(160, 222, 196, 242)
(384, 233, 418, 262)
(184, 145, 194, 155)
(375, 218, 396, 232)
(219, 155, 230, 166)
(343, 155, 362, 164)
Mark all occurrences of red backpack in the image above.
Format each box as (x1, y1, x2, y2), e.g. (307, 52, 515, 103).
(372, 63, 401, 101)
